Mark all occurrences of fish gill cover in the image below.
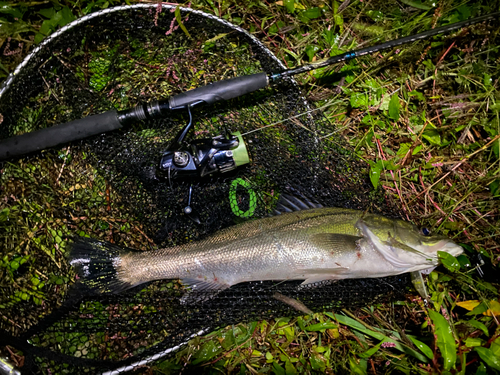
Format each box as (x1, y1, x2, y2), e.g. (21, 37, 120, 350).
(0, 3, 498, 374)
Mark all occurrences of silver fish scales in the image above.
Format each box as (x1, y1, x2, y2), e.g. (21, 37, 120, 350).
(69, 206, 463, 300)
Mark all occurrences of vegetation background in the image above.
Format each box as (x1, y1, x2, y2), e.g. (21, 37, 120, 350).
(0, 0, 499, 373)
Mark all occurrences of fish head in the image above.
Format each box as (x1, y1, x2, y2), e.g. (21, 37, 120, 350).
(359, 215, 463, 269)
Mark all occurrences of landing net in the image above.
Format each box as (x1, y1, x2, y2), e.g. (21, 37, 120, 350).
(0, 5, 407, 373)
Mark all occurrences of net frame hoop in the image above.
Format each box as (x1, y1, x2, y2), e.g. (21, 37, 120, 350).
(100, 329, 208, 375)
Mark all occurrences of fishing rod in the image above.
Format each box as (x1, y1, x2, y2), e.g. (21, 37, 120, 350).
(0, 11, 498, 161)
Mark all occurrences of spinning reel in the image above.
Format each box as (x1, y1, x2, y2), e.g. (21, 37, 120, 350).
(158, 131, 249, 179)
(157, 105, 250, 179)
(156, 106, 250, 222)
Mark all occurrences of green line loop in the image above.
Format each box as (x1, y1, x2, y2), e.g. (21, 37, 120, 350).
(229, 178, 256, 218)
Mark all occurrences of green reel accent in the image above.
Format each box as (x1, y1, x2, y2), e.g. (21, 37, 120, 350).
(229, 178, 256, 218)
(231, 131, 250, 167)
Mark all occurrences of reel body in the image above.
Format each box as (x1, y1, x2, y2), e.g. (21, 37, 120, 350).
(158, 130, 249, 179)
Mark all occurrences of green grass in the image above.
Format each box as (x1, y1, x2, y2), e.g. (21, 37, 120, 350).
(1, 0, 500, 374)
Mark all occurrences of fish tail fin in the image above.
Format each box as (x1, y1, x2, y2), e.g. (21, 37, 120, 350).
(68, 236, 136, 294)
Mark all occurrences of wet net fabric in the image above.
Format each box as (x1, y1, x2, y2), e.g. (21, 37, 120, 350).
(0, 5, 408, 373)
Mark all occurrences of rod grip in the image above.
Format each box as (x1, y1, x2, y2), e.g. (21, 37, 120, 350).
(169, 72, 268, 109)
(0, 110, 122, 160)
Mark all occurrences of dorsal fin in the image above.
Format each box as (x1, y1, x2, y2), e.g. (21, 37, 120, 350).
(273, 191, 323, 215)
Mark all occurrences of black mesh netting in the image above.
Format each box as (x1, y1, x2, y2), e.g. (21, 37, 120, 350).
(0, 5, 409, 373)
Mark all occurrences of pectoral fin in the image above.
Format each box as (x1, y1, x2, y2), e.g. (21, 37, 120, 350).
(310, 233, 362, 251)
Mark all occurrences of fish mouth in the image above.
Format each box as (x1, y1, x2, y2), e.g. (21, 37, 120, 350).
(427, 240, 464, 257)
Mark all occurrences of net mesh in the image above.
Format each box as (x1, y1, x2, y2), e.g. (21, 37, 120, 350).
(0, 5, 408, 373)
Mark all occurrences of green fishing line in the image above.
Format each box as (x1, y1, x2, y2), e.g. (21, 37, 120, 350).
(229, 178, 256, 218)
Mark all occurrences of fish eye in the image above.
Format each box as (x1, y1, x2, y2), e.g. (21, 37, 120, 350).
(421, 227, 431, 236)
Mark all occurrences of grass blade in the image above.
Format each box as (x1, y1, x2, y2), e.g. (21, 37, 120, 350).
(429, 310, 457, 371)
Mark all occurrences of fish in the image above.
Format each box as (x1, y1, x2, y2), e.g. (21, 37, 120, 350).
(68, 196, 463, 301)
